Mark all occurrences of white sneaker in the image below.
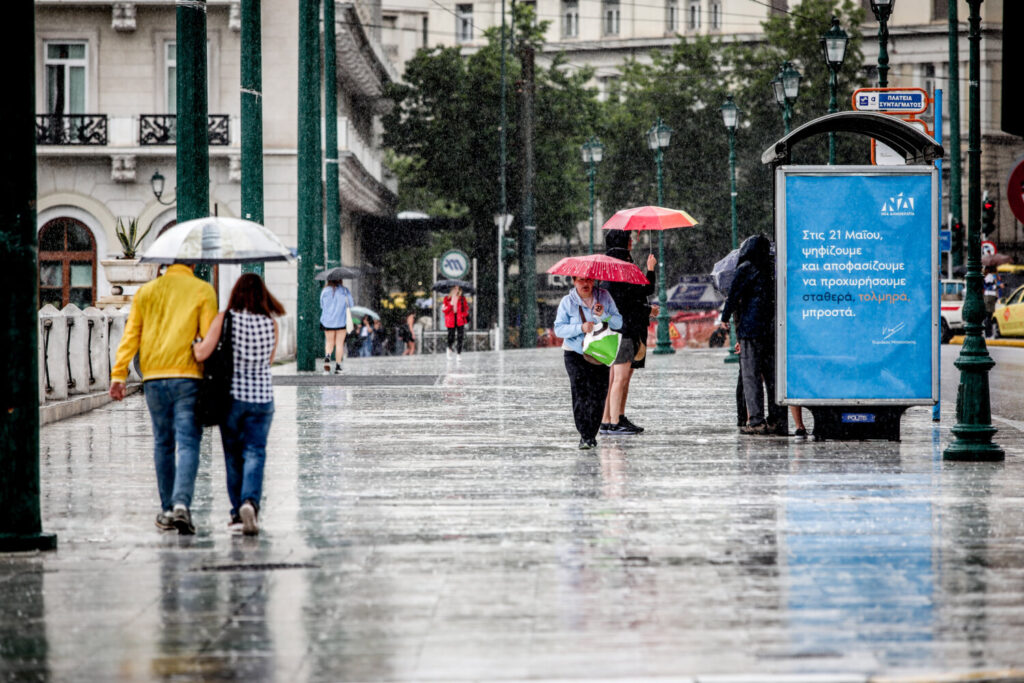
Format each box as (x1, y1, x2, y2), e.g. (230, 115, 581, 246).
(239, 501, 259, 536)
(446, 348, 452, 359)
(456, 353, 462, 362)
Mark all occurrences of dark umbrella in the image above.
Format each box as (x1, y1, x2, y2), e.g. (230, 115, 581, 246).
(711, 248, 740, 295)
(982, 253, 1013, 268)
(432, 279, 475, 293)
(315, 266, 362, 281)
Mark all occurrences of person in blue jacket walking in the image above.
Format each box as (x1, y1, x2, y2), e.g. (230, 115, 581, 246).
(554, 276, 623, 449)
(319, 279, 354, 374)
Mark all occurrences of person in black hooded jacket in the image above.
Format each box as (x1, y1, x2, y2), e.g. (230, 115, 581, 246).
(720, 233, 785, 435)
(600, 229, 657, 435)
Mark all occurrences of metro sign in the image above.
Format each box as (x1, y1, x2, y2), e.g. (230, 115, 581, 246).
(853, 87, 929, 114)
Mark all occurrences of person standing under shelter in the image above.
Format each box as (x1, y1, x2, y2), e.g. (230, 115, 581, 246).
(720, 233, 785, 435)
(109, 262, 218, 535)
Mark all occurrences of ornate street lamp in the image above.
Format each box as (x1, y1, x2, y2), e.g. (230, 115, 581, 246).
(150, 170, 175, 205)
(581, 136, 604, 255)
(720, 96, 740, 365)
(647, 118, 674, 355)
(821, 15, 849, 164)
(870, 0, 895, 87)
(771, 61, 801, 135)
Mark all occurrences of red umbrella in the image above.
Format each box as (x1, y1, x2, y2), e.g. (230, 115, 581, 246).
(601, 205, 699, 231)
(547, 254, 649, 285)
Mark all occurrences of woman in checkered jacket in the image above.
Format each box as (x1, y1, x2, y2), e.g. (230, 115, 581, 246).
(193, 274, 285, 536)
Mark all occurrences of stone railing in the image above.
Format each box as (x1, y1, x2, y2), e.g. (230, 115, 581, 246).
(38, 304, 297, 406)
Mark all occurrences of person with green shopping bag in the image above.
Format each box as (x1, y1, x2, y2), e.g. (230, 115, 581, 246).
(553, 276, 623, 450)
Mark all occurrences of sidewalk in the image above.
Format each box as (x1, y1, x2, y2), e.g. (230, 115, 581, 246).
(5, 346, 1024, 681)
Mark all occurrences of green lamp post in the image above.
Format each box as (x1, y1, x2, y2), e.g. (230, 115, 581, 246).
(647, 118, 675, 355)
(821, 15, 849, 165)
(581, 137, 604, 255)
(870, 0, 894, 87)
(944, 0, 1003, 461)
(720, 96, 740, 365)
(771, 61, 801, 136)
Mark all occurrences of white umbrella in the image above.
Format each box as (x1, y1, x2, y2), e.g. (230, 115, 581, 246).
(140, 216, 293, 264)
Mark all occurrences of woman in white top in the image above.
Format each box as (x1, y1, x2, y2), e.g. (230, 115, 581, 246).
(194, 274, 285, 535)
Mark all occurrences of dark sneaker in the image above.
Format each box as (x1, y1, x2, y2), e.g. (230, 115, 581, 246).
(578, 438, 597, 450)
(333, 361, 342, 374)
(171, 504, 196, 535)
(155, 510, 175, 531)
(239, 501, 259, 536)
(619, 415, 645, 433)
(599, 423, 615, 435)
(607, 422, 640, 436)
(740, 423, 769, 435)
(795, 428, 808, 438)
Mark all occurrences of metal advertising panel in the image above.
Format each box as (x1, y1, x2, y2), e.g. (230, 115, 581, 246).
(777, 166, 938, 405)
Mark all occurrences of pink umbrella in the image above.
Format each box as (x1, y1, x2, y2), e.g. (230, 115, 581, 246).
(548, 254, 649, 285)
(601, 205, 699, 232)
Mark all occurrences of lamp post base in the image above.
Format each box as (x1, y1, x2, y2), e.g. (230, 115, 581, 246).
(654, 311, 675, 354)
(724, 350, 739, 364)
(0, 533, 57, 552)
(943, 333, 1004, 461)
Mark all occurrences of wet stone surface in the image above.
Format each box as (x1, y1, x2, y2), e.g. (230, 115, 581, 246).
(3, 346, 1024, 681)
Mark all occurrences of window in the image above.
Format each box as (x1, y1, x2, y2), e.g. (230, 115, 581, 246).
(666, 0, 678, 32)
(563, 0, 579, 37)
(422, 17, 429, 47)
(603, 0, 620, 35)
(382, 14, 398, 29)
(710, 1, 722, 29)
(39, 218, 96, 309)
(770, 0, 788, 14)
(456, 4, 473, 43)
(933, 0, 948, 20)
(687, 1, 701, 31)
(166, 42, 177, 113)
(45, 42, 87, 115)
(922, 63, 936, 94)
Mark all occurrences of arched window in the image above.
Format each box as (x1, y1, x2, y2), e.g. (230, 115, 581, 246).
(39, 217, 96, 309)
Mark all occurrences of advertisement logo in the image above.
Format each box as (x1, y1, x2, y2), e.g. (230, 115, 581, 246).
(881, 192, 916, 216)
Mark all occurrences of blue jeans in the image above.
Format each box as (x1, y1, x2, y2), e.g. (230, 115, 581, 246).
(144, 379, 203, 511)
(359, 336, 373, 357)
(219, 399, 274, 518)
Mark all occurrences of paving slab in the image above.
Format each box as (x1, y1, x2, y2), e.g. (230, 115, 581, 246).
(3, 346, 1024, 681)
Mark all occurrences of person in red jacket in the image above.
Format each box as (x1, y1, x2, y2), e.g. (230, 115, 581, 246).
(442, 285, 470, 360)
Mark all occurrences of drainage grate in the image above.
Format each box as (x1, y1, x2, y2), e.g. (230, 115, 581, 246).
(273, 374, 439, 387)
(192, 562, 320, 572)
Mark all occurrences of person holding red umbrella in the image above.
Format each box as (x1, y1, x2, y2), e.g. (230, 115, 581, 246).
(553, 274, 623, 450)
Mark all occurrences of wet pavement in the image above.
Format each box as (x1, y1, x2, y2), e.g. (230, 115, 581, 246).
(5, 345, 1024, 681)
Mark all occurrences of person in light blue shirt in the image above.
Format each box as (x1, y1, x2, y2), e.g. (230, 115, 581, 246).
(319, 280, 354, 374)
(553, 276, 622, 449)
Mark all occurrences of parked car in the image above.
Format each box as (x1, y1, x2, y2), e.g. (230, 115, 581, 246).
(940, 279, 965, 343)
(992, 283, 1024, 337)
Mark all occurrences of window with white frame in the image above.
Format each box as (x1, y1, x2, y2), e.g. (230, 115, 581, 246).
(165, 41, 214, 114)
(603, 0, 620, 35)
(922, 63, 936, 95)
(456, 4, 473, 43)
(45, 42, 87, 114)
(687, 1, 701, 31)
(710, 1, 722, 29)
(666, 0, 679, 32)
(563, 0, 579, 37)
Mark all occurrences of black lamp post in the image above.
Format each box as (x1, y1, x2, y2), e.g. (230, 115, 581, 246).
(647, 118, 674, 355)
(150, 170, 174, 205)
(821, 15, 849, 164)
(870, 0, 894, 87)
(581, 136, 604, 255)
(720, 96, 740, 365)
(771, 61, 801, 135)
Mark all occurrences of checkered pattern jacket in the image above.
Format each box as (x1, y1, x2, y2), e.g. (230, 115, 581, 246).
(230, 311, 276, 403)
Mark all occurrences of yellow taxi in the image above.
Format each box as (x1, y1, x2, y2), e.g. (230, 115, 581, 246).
(993, 284, 1024, 337)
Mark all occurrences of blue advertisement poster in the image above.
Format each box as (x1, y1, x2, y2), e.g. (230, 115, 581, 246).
(779, 167, 938, 404)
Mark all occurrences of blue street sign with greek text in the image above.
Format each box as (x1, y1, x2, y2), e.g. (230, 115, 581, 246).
(777, 167, 938, 404)
(939, 229, 951, 252)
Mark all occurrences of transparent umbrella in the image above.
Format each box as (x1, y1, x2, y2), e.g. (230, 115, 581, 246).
(140, 216, 293, 264)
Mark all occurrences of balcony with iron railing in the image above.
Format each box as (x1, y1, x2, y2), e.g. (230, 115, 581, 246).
(35, 113, 232, 147)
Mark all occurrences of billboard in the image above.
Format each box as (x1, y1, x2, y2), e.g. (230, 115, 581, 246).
(777, 166, 938, 405)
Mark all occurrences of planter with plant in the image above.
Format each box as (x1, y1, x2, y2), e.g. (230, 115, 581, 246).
(101, 217, 159, 292)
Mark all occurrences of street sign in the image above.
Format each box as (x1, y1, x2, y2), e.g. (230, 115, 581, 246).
(853, 87, 929, 114)
(439, 249, 470, 278)
(939, 229, 951, 252)
(981, 240, 996, 256)
(1008, 155, 1024, 224)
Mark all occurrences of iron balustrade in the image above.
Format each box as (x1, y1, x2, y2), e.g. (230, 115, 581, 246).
(66, 318, 76, 390)
(139, 114, 230, 146)
(43, 320, 53, 393)
(35, 114, 108, 145)
(86, 319, 96, 385)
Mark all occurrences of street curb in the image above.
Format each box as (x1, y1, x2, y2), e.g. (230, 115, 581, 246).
(948, 335, 1024, 347)
(39, 383, 141, 426)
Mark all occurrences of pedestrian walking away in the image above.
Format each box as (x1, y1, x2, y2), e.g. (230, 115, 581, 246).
(319, 279, 353, 374)
(193, 274, 284, 536)
(400, 312, 417, 355)
(553, 276, 623, 450)
(720, 233, 786, 436)
(600, 229, 656, 436)
(108, 262, 218, 535)
(443, 284, 470, 361)
(371, 318, 386, 356)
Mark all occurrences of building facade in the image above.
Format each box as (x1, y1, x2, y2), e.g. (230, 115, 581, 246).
(35, 0, 397, 323)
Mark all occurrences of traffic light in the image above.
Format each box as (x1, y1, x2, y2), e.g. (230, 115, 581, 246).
(502, 236, 517, 262)
(982, 200, 996, 236)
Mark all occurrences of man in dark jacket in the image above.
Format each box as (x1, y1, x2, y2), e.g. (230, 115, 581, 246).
(720, 233, 784, 435)
(601, 229, 657, 435)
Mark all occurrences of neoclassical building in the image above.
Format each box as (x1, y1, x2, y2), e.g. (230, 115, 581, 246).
(34, 0, 398, 320)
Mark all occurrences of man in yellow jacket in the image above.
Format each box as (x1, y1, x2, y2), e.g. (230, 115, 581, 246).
(110, 263, 218, 535)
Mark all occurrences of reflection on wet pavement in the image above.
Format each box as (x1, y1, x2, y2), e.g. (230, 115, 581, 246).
(2, 346, 1023, 680)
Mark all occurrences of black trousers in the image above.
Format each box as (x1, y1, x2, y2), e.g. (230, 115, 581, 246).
(447, 325, 465, 352)
(564, 351, 610, 440)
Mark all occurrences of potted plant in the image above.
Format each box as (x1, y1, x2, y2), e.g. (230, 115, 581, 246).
(101, 217, 159, 292)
